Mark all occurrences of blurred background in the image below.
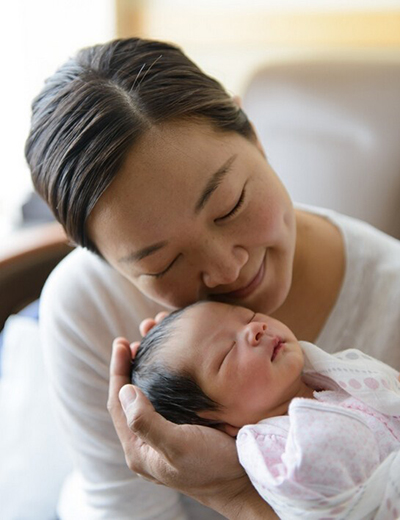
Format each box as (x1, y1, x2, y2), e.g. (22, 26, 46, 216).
(1, 0, 400, 239)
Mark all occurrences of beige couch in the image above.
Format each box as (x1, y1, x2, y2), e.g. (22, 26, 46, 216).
(243, 59, 400, 239)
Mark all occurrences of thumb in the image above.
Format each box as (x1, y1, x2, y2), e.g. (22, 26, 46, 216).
(119, 384, 138, 412)
(119, 385, 180, 459)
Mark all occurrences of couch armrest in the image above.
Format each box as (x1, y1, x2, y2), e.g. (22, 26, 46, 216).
(0, 222, 74, 330)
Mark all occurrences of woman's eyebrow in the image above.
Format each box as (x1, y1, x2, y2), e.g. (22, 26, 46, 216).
(194, 154, 237, 214)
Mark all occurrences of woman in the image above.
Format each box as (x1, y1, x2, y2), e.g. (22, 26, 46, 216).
(26, 38, 400, 519)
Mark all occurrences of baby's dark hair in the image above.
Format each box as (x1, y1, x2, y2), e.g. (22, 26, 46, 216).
(131, 303, 222, 427)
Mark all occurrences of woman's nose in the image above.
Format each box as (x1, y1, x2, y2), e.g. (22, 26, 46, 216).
(202, 245, 248, 289)
(242, 322, 267, 346)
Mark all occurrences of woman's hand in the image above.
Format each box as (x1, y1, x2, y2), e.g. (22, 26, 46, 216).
(138, 311, 169, 338)
(108, 338, 277, 519)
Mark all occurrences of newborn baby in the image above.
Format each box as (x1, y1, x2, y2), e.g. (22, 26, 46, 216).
(132, 301, 313, 435)
(131, 301, 400, 519)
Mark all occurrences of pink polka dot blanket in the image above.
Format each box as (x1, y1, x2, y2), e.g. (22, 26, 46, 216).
(236, 341, 400, 520)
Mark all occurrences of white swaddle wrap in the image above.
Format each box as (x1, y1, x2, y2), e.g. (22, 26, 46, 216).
(237, 342, 400, 520)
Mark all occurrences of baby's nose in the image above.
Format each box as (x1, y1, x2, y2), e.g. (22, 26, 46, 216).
(246, 322, 267, 346)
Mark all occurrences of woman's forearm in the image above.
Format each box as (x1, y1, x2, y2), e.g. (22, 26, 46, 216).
(224, 493, 278, 520)
(199, 479, 278, 520)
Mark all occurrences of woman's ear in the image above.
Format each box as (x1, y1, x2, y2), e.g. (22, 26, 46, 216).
(232, 95, 266, 159)
(232, 95, 243, 109)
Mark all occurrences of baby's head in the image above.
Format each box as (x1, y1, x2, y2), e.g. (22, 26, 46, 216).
(131, 301, 304, 436)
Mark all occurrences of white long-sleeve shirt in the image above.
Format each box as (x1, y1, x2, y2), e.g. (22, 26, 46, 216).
(40, 206, 400, 519)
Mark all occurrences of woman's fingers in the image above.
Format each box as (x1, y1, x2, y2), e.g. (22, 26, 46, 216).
(110, 338, 131, 378)
(130, 341, 140, 359)
(119, 385, 243, 483)
(108, 340, 170, 481)
(120, 385, 188, 462)
(139, 318, 156, 337)
(108, 339, 136, 448)
(155, 311, 169, 324)
(139, 312, 170, 337)
(118, 383, 208, 485)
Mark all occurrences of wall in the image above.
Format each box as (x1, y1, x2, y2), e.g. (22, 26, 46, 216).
(115, 0, 400, 94)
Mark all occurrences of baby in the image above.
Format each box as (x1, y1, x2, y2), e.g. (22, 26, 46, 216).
(131, 301, 400, 519)
(132, 300, 314, 435)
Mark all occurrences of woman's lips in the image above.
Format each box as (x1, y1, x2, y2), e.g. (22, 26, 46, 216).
(219, 254, 266, 300)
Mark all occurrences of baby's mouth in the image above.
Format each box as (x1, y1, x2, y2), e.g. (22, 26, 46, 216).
(271, 339, 284, 362)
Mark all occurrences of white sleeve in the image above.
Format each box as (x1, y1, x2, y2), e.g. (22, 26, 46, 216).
(39, 248, 191, 520)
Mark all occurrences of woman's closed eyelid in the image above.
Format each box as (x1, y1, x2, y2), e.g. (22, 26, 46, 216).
(215, 183, 247, 222)
(146, 254, 180, 278)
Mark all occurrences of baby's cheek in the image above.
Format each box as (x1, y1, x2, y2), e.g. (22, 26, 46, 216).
(285, 351, 305, 381)
(241, 373, 269, 404)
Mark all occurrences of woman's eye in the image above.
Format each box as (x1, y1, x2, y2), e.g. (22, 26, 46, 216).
(151, 267, 170, 279)
(147, 255, 179, 279)
(217, 186, 246, 222)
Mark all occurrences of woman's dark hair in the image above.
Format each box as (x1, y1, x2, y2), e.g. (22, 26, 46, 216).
(25, 37, 255, 254)
(131, 304, 222, 428)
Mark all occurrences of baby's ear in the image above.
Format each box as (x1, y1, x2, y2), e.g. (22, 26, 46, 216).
(217, 423, 240, 438)
(197, 410, 241, 438)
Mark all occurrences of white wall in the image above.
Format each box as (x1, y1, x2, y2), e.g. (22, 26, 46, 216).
(0, 0, 115, 237)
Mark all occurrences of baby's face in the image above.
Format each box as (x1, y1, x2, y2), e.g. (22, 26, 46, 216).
(167, 302, 304, 430)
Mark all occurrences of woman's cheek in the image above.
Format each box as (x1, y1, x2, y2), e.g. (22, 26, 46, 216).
(244, 198, 280, 241)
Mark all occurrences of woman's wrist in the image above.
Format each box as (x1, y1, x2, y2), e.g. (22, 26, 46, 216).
(223, 486, 277, 520)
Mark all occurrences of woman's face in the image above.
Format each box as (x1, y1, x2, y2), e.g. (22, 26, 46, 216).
(88, 120, 296, 314)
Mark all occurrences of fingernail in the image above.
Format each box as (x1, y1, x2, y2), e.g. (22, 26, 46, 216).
(120, 385, 137, 411)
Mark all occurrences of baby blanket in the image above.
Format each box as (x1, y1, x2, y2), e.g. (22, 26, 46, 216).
(236, 342, 400, 520)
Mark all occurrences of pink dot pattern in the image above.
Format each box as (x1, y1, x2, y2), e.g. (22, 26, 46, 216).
(387, 497, 400, 519)
(364, 377, 379, 390)
(349, 379, 362, 389)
